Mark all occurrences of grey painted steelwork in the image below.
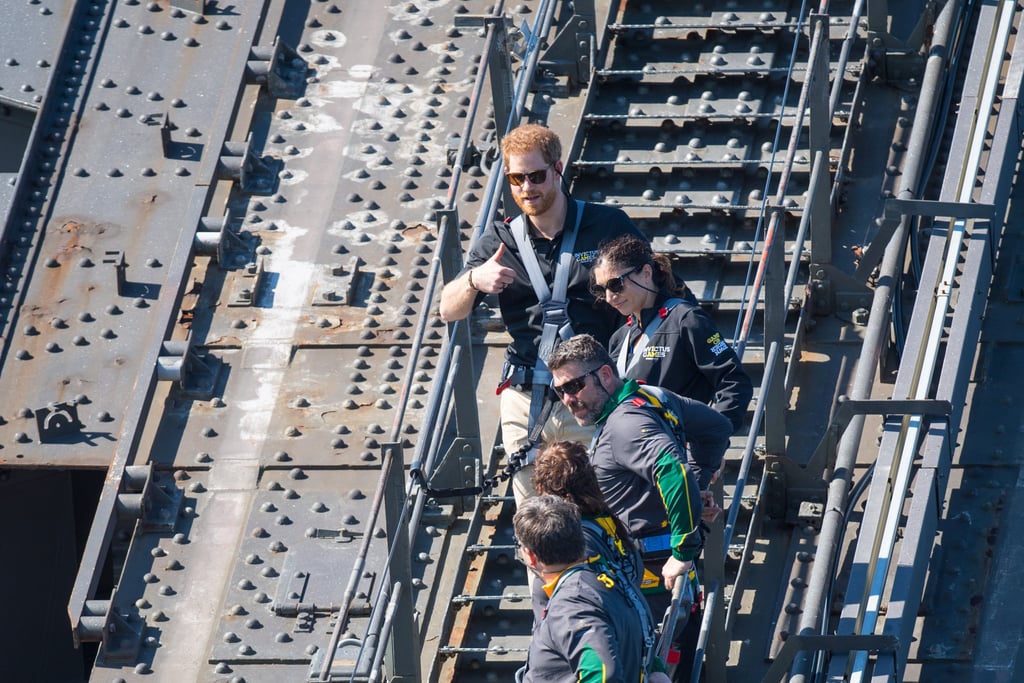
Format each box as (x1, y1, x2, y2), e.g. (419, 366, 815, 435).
(2, 1, 1024, 682)
(430, 1, 857, 680)
(0, 0, 270, 467)
(0, 0, 72, 110)
(825, 2, 1024, 680)
(788, 0, 969, 677)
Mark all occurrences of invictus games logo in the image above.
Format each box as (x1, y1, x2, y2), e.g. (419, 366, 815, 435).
(708, 332, 729, 356)
(642, 346, 671, 359)
(576, 250, 600, 263)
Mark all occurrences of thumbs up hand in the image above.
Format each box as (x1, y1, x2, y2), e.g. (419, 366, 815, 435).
(471, 242, 516, 294)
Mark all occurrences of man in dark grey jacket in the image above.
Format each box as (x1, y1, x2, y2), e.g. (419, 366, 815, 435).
(547, 334, 733, 681)
(547, 334, 732, 589)
(515, 495, 649, 682)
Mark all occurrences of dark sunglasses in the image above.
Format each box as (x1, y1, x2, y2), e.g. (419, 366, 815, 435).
(506, 165, 552, 187)
(590, 265, 641, 299)
(552, 367, 602, 399)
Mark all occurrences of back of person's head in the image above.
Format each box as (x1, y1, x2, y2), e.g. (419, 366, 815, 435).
(514, 494, 584, 566)
(534, 441, 608, 518)
(547, 333, 614, 373)
(596, 234, 680, 293)
(534, 441, 637, 556)
(501, 124, 562, 167)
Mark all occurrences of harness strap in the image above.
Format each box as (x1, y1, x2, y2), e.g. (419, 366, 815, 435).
(616, 297, 685, 376)
(521, 387, 556, 467)
(634, 385, 686, 443)
(580, 519, 657, 669)
(509, 199, 586, 457)
(589, 385, 687, 455)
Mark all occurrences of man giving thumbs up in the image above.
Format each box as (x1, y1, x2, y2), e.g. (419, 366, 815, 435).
(440, 123, 643, 505)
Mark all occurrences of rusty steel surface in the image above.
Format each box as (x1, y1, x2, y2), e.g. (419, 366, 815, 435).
(0, 0, 274, 468)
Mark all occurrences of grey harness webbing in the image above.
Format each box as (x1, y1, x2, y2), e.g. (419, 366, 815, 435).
(509, 200, 585, 462)
(581, 518, 656, 669)
(616, 297, 684, 376)
(588, 384, 687, 456)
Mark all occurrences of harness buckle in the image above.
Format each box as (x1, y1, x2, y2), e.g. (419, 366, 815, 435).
(539, 300, 570, 331)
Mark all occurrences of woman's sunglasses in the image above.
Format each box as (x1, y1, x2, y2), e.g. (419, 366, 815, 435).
(506, 165, 552, 187)
(589, 265, 641, 300)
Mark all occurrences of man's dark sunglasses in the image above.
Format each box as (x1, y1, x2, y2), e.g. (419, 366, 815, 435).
(506, 165, 552, 187)
(552, 367, 602, 399)
(590, 265, 641, 299)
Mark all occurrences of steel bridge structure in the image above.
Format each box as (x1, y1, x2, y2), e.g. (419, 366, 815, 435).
(1, 1, 1023, 682)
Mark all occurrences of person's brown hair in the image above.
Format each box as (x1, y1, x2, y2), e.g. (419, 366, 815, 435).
(533, 441, 636, 554)
(513, 494, 584, 566)
(596, 234, 683, 294)
(500, 124, 562, 167)
(546, 334, 614, 373)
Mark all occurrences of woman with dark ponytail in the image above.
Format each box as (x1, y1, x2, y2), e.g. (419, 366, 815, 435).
(591, 234, 752, 434)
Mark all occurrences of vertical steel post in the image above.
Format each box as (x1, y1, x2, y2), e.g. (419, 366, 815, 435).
(701, 477, 728, 681)
(482, 16, 518, 216)
(808, 14, 833, 265)
(436, 210, 483, 513)
(437, 209, 481, 442)
(865, 0, 890, 40)
(383, 443, 420, 682)
(763, 207, 787, 456)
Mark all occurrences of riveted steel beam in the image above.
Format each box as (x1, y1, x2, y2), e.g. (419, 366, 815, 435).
(66, 0, 275, 648)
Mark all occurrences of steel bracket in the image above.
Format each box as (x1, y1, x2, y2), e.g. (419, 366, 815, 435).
(195, 211, 255, 268)
(104, 250, 128, 296)
(313, 256, 363, 306)
(115, 465, 183, 532)
(156, 335, 220, 399)
(101, 249, 161, 300)
(864, 1, 934, 86)
(418, 437, 481, 515)
(78, 599, 143, 662)
(153, 112, 203, 161)
(807, 263, 873, 316)
(217, 135, 276, 195)
(169, 0, 205, 15)
(445, 133, 482, 171)
(35, 400, 85, 443)
(537, 4, 595, 89)
(156, 112, 173, 156)
(246, 37, 307, 99)
(866, 43, 926, 86)
(227, 257, 265, 307)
